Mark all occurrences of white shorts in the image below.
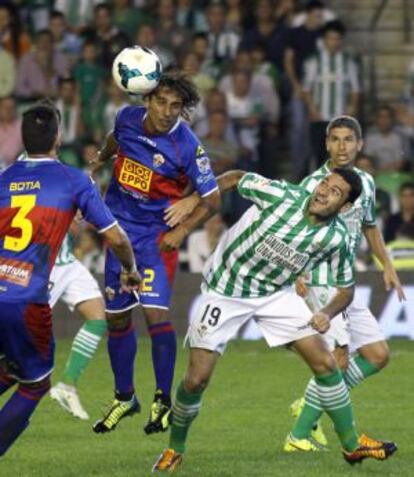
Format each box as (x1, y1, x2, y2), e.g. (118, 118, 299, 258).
(306, 286, 385, 352)
(49, 261, 102, 311)
(187, 287, 318, 355)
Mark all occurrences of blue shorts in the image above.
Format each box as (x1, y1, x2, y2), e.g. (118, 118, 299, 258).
(0, 301, 54, 383)
(104, 226, 178, 313)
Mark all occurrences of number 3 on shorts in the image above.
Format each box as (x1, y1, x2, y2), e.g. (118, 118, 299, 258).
(142, 269, 155, 292)
(200, 304, 221, 327)
(4, 195, 36, 252)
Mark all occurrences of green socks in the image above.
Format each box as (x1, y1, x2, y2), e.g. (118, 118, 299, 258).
(62, 320, 107, 385)
(170, 381, 203, 454)
(344, 355, 379, 389)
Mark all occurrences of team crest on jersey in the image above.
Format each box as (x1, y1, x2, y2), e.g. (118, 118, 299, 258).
(196, 156, 211, 174)
(196, 145, 205, 157)
(153, 153, 165, 168)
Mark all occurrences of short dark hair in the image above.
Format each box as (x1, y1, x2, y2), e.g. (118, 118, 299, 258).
(305, 0, 325, 12)
(145, 71, 200, 119)
(332, 167, 363, 204)
(399, 182, 414, 194)
(323, 20, 346, 36)
(22, 100, 60, 154)
(326, 115, 362, 140)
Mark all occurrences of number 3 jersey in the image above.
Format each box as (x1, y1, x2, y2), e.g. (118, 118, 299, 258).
(0, 157, 116, 303)
(105, 106, 218, 230)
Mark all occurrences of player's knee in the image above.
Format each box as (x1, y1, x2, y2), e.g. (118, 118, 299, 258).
(184, 373, 210, 394)
(19, 376, 51, 400)
(333, 346, 349, 371)
(312, 352, 338, 375)
(360, 342, 390, 370)
(106, 313, 131, 331)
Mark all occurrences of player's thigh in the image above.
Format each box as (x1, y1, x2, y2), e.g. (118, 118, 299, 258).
(142, 306, 169, 327)
(49, 263, 74, 308)
(0, 301, 54, 382)
(292, 334, 337, 375)
(347, 301, 385, 354)
(186, 291, 255, 355)
(61, 261, 103, 313)
(255, 287, 317, 348)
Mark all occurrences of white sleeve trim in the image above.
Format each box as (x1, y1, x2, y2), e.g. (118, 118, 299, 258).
(200, 186, 219, 198)
(97, 220, 118, 233)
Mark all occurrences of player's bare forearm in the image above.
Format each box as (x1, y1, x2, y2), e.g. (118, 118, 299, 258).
(103, 224, 136, 272)
(320, 286, 354, 319)
(363, 225, 405, 300)
(99, 131, 118, 163)
(217, 170, 246, 193)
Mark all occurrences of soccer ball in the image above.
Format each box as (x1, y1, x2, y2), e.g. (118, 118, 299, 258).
(112, 46, 162, 95)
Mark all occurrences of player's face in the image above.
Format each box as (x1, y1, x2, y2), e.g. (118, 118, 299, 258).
(308, 173, 352, 219)
(145, 87, 183, 134)
(326, 127, 363, 168)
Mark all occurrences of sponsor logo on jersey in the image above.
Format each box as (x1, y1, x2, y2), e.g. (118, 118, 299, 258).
(153, 153, 165, 168)
(196, 145, 205, 157)
(118, 157, 153, 193)
(255, 236, 309, 273)
(137, 135, 156, 147)
(0, 258, 33, 287)
(196, 156, 211, 174)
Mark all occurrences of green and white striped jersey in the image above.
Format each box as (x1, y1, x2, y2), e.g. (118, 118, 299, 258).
(203, 173, 354, 298)
(55, 233, 76, 266)
(300, 161, 376, 285)
(303, 48, 360, 121)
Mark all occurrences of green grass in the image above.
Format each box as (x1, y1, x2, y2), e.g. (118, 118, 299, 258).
(1, 339, 413, 476)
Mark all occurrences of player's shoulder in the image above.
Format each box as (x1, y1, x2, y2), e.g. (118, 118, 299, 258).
(57, 162, 94, 188)
(352, 166, 376, 192)
(332, 216, 350, 242)
(173, 120, 202, 148)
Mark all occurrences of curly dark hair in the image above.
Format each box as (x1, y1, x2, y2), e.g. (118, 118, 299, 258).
(144, 71, 200, 120)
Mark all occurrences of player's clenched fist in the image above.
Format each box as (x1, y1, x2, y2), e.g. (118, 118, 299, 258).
(160, 226, 188, 251)
(309, 312, 330, 333)
(120, 269, 142, 293)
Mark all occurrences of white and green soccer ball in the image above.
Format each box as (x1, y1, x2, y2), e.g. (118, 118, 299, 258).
(112, 46, 162, 95)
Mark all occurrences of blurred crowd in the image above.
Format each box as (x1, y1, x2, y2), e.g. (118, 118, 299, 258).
(1, 0, 414, 271)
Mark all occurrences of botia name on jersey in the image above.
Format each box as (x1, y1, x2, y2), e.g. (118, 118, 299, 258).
(0, 257, 33, 287)
(9, 181, 41, 191)
(255, 236, 309, 273)
(118, 157, 153, 193)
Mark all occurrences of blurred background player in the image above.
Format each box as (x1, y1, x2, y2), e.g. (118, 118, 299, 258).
(286, 116, 404, 451)
(49, 232, 107, 420)
(154, 168, 396, 472)
(90, 72, 220, 435)
(0, 100, 140, 456)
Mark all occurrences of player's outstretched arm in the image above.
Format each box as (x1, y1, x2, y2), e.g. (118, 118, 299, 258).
(309, 286, 354, 333)
(88, 131, 118, 177)
(363, 225, 406, 301)
(103, 224, 141, 292)
(164, 170, 246, 227)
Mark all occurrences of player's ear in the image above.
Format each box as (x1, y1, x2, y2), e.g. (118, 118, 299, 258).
(339, 201, 352, 214)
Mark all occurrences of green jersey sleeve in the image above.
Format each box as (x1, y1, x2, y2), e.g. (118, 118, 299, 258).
(362, 175, 377, 226)
(328, 237, 355, 287)
(237, 173, 288, 209)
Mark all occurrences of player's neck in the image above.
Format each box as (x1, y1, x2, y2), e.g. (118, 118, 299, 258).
(27, 149, 57, 160)
(143, 115, 158, 135)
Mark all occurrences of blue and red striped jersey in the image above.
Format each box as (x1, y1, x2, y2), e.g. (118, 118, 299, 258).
(0, 157, 116, 303)
(105, 106, 218, 229)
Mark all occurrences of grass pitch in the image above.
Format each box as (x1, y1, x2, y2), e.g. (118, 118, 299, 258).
(1, 338, 412, 476)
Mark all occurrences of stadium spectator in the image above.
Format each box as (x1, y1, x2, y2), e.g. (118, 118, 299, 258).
(292, 0, 336, 26)
(224, 0, 250, 33)
(103, 79, 129, 134)
(180, 51, 216, 95)
(187, 214, 227, 273)
(0, 3, 31, 59)
(54, 0, 97, 33)
(380, 223, 414, 270)
(0, 46, 16, 97)
(82, 3, 130, 70)
(364, 105, 409, 172)
(395, 69, 414, 161)
(176, 0, 207, 33)
(205, 3, 240, 65)
(49, 10, 83, 67)
(284, 0, 325, 180)
(155, 0, 189, 55)
(201, 111, 238, 175)
(113, 0, 153, 38)
(240, 0, 289, 74)
(190, 32, 221, 80)
(303, 20, 360, 167)
(0, 95, 22, 169)
(15, 29, 69, 100)
(55, 77, 82, 167)
(135, 23, 175, 69)
(384, 182, 414, 243)
(73, 41, 106, 142)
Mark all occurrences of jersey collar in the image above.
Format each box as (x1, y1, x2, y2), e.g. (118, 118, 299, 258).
(17, 153, 57, 162)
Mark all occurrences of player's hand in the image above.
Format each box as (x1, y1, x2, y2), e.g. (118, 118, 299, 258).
(120, 269, 142, 293)
(164, 195, 200, 228)
(160, 226, 188, 251)
(383, 264, 406, 301)
(295, 276, 308, 298)
(88, 153, 104, 178)
(309, 312, 330, 334)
